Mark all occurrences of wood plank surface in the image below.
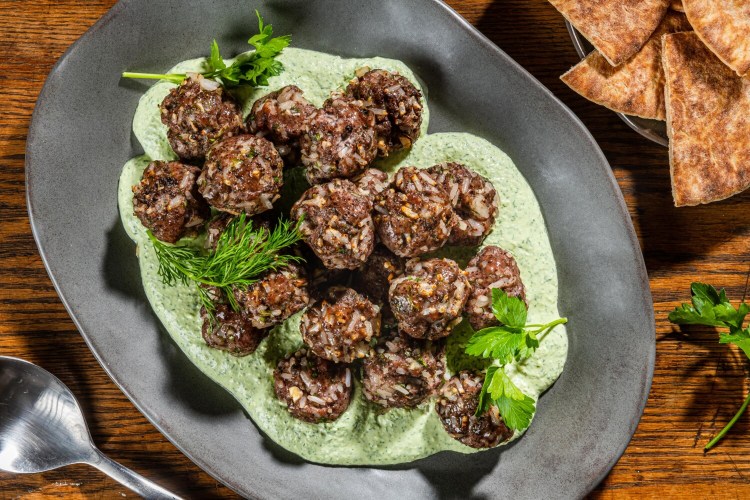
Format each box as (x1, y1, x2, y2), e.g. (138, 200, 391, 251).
(0, 0, 748, 498)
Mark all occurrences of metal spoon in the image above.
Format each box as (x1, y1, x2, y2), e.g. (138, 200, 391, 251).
(0, 355, 182, 499)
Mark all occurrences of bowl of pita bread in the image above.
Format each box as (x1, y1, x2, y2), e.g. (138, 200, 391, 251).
(554, 0, 750, 207)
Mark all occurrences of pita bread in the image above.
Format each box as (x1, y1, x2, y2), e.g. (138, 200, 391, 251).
(670, 0, 684, 12)
(561, 12, 690, 120)
(683, 0, 750, 76)
(548, 0, 670, 66)
(662, 32, 750, 206)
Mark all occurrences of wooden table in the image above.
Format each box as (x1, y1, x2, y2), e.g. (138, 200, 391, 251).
(1, 0, 749, 498)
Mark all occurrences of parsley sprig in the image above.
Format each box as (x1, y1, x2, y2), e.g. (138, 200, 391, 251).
(669, 282, 750, 451)
(465, 289, 568, 431)
(122, 11, 289, 88)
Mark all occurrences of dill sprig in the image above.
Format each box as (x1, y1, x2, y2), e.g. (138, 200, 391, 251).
(147, 213, 303, 315)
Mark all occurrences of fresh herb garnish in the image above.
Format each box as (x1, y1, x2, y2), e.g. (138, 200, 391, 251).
(465, 289, 568, 431)
(122, 11, 290, 88)
(148, 213, 303, 315)
(669, 282, 750, 451)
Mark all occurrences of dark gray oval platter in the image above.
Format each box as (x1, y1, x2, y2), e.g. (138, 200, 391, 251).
(26, 0, 655, 498)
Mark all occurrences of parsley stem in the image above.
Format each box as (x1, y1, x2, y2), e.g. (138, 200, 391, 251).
(122, 72, 186, 84)
(705, 391, 750, 451)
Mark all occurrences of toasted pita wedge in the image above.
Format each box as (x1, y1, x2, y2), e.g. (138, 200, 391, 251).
(561, 11, 690, 120)
(662, 32, 750, 206)
(549, 0, 670, 66)
(683, 0, 750, 76)
(670, 0, 684, 12)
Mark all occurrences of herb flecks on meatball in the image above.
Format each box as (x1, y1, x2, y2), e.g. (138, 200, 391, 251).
(374, 166, 456, 258)
(160, 74, 244, 162)
(346, 68, 423, 156)
(464, 246, 527, 331)
(133, 160, 209, 244)
(301, 287, 381, 363)
(247, 85, 316, 158)
(233, 263, 310, 329)
(197, 135, 284, 215)
(427, 162, 499, 246)
(300, 94, 377, 184)
(436, 371, 514, 449)
(200, 298, 268, 357)
(274, 348, 352, 423)
(389, 258, 470, 340)
(291, 179, 376, 270)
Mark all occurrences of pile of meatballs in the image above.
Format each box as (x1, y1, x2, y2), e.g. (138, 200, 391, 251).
(132, 67, 528, 449)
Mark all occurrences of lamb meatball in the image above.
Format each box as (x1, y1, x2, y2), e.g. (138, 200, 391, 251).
(436, 371, 514, 448)
(200, 290, 267, 357)
(159, 74, 244, 162)
(300, 94, 377, 184)
(362, 333, 445, 409)
(389, 258, 470, 340)
(274, 348, 352, 423)
(233, 263, 310, 329)
(464, 246, 527, 330)
(374, 166, 456, 257)
(132, 160, 209, 243)
(301, 287, 381, 363)
(247, 85, 316, 148)
(291, 179, 376, 270)
(427, 163, 499, 246)
(346, 68, 423, 155)
(353, 168, 390, 199)
(197, 135, 284, 215)
(353, 245, 405, 304)
(204, 211, 277, 250)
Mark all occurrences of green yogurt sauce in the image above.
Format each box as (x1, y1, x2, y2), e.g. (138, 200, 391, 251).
(118, 48, 568, 465)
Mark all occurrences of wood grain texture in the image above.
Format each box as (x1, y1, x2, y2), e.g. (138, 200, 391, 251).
(0, 0, 748, 498)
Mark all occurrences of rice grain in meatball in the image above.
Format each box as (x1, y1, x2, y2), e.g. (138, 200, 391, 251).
(464, 246, 527, 330)
(353, 245, 405, 304)
(353, 168, 390, 199)
(374, 166, 456, 258)
(197, 135, 284, 215)
(274, 348, 352, 423)
(291, 179, 376, 269)
(160, 74, 244, 162)
(427, 162, 499, 246)
(389, 258, 470, 340)
(300, 94, 377, 184)
(436, 371, 514, 449)
(132, 160, 209, 243)
(200, 302, 267, 357)
(362, 333, 445, 409)
(346, 68, 423, 155)
(247, 85, 316, 155)
(301, 287, 381, 363)
(233, 263, 310, 329)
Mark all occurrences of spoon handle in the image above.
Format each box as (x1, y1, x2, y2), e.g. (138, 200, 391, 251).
(87, 448, 183, 500)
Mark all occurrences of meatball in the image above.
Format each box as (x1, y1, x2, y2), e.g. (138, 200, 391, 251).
(301, 287, 381, 363)
(353, 245, 405, 304)
(362, 333, 445, 408)
(353, 168, 390, 199)
(233, 263, 310, 329)
(159, 74, 244, 162)
(346, 68, 423, 155)
(204, 211, 277, 250)
(300, 94, 377, 184)
(291, 179, 376, 270)
(132, 160, 209, 243)
(435, 371, 514, 449)
(197, 135, 284, 215)
(389, 258, 470, 340)
(427, 163, 499, 246)
(246, 85, 316, 148)
(200, 302, 267, 357)
(464, 246, 527, 331)
(274, 348, 352, 423)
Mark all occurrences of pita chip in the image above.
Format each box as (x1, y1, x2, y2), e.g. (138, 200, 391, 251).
(683, 0, 750, 76)
(561, 11, 690, 120)
(662, 32, 750, 206)
(548, 0, 670, 66)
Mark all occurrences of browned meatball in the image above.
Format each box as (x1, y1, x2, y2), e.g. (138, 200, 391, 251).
(197, 135, 284, 215)
(300, 94, 377, 184)
(427, 163, 499, 246)
(436, 371, 514, 448)
(200, 303, 268, 357)
(346, 68, 423, 156)
(291, 179, 376, 270)
(362, 333, 445, 408)
(203, 211, 278, 250)
(374, 166, 456, 257)
(159, 75, 244, 162)
(132, 160, 209, 243)
(301, 287, 381, 363)
(353, 245, 405, 304)
(274, 348, 352, 423)
(389, 258, 470, 340)
(464, 246, 527, 331)
(353, 168, 390, 199)
(247, 85, 316, 148)
(232, 263, 310, 329)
